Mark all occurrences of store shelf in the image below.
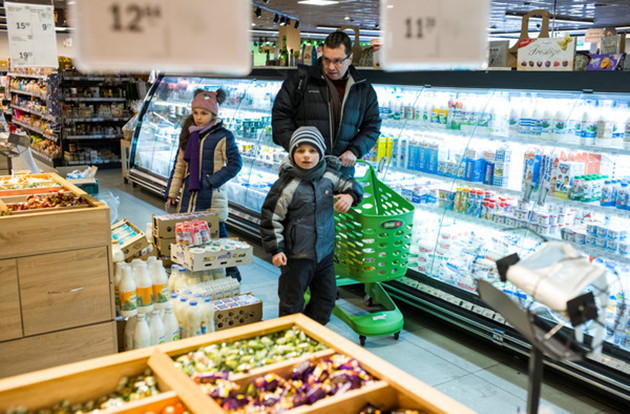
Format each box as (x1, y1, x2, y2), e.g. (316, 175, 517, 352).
(7, 72, 49, 80)
(12, 119, 58, 142)
(63, 97, 126, 102)
(30, 149, 61, 167)
(65, 134, 124, 140)
(64, 117, 128, 123)
(10, 89, 48, 100)
(61, 75, 134, 82)
(64, 159, 121, 167)
(10, 104, 57, 122)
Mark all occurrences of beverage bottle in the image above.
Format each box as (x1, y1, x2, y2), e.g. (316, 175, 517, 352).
(624, 103, 630, 148)
(135, 261, 154, 314)
(167, 264, 180, 292)
(596, 100, 614, 144)
(200, 297, 215, 334)
(553, 100, 569, 141)
(149, 310, 166, 345)
(531, 100, 542, 137)
(174, 296, 189, 339)
(601, 180, 612, 207)
(540, 100, 553, 140)
(186, 301, 202, 337)
(174, 267, 190, 292)
(279, 36, 289, 66)
(508, 97, 520, 137)
(124, 315, 136, 351)
(114, 261, 129, 314)
(134, 313, 151, 349)
(518, 100, 532, 137)
(118, 266, 138, 318)
(617, 182, 627, 210)
(612, 101, 625, 145)
(162, 305, 180, 342)
(149, 260, 169, 309)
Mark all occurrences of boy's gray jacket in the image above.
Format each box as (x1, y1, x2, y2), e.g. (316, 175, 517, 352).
(260, 165, 363, 263)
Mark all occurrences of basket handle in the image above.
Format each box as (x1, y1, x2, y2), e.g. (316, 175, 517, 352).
(354, 160, 377, 181)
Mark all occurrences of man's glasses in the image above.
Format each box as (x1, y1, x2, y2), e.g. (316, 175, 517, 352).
(322, 55, 350, 66)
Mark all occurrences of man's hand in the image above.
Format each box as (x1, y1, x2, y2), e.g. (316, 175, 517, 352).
(333, 194, 354, 213)
(165, 197, 177, 211)
(339, 150, 357, 167)
(272, 252, 287, 267)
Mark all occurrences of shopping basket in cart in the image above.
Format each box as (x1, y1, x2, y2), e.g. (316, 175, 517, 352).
(332, 160, 414, 345)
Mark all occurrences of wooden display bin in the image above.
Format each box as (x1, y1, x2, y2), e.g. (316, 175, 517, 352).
(0, 314, 475, 414)
(0, 172, 116, 378)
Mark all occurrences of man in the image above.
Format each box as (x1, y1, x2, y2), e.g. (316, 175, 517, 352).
(272, 31, 381, 177)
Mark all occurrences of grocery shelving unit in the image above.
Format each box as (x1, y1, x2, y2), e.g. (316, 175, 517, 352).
(0, 314, 474, 414)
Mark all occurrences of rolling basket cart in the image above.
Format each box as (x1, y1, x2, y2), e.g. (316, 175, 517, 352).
(333, 161, 414, 345)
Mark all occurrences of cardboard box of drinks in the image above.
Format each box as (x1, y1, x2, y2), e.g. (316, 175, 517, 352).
(152, 211, 219, 239)
(212, 293, 263, 331)
(111, 219, 149, 260)
(154, 236, 176, 256)
(171, 239, 253, 272)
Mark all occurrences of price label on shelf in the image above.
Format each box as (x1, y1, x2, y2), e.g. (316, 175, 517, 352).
(381, 0, 490, 70)
(69, 0, 251, 74)
(5, 2, 58, 68)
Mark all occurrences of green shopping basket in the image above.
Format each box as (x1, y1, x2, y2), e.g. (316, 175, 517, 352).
(332, 161, 415, 346)
(334, 161, 414, 282)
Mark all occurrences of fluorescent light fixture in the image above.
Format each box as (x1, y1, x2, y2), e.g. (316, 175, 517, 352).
(317, 24, 382, 34)
(298, 1, 340, 5)
(505, 11, 594, 26)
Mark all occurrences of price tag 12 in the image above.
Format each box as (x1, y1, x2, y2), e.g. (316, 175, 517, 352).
(70, 0, 251, 75)
(381, 0, 490, 71)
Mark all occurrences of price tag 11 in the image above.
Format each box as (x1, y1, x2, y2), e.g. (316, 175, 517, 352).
(5, 2, 58, 68)
(381, 0, 490, 71)
(70, 0, 251, 75)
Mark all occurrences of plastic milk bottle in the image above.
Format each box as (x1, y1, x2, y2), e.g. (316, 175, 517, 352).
(149, 309, 166, 345)
(200, 297, 215, 334)
(149, 260, 169, 309)
(162, 305, 180, 342)
(133, 313, 151, 349)
(118, 266, 137, 318)
(135, 261, 154, 314)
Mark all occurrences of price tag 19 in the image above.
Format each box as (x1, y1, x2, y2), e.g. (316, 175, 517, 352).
(381, 0, 490, 71)
(70, 0, 251, 74)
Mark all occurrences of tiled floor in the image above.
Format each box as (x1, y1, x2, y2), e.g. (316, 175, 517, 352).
(36, 163, 624, 414)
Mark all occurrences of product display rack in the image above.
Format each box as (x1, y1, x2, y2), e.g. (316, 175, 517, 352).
(0, 172, 116, 378)
(6, 68, 136, 168)
(129, 69, 630, 404)
(0, 314, 474, 414)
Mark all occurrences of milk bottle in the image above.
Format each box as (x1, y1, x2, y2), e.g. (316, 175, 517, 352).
(149, 260, 169, 309)
(124, 315, 136, 351)
(186, 301, 202, 337)
(135, 261, 154, 313)
(174, 267, 190, 292)
(167, 264, 180, 292)
(201, 297, 215, 334)
(149, 310, 166, 345)
(114, 262, 129, 314)
(162, 305, 180, 342)
(134, 313, 151, 349)
(118, 266, 137, 318)
(174, 296, 189, 339)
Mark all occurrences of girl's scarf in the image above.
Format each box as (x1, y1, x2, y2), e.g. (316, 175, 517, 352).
(183, 121, 216, 191)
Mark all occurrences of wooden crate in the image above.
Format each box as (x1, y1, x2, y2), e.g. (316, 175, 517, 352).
(0, 314, 476, 414)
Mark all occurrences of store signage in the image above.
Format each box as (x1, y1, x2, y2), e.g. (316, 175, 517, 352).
(69, 0, 251, 74)
(5, 2, 58, 68)
(380, 0, 490, 70)
(517, 37, 575, 71)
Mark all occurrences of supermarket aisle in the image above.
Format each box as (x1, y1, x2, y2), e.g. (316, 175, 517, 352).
(91, 167, 620, 414)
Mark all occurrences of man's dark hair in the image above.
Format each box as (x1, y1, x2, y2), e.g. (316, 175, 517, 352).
(324, 31, 352, 56)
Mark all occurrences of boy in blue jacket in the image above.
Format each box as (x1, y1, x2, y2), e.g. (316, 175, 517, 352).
(260, 126, 363, 325)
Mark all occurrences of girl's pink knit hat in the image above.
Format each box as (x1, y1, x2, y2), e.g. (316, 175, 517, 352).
(191, 91, 218, 115)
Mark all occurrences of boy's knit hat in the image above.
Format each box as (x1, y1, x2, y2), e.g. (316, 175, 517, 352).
(289, 126, 326, 160)
(191, 91, 218, 115)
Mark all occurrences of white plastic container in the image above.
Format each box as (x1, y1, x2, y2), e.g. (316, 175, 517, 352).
(174, 296, 189, 339)
(133, 313, 151, 349)
(186, 300, 202, 338)
(167, 264, 180, 292)
(113, 261, 129, 314)
(149, 260, 169, 309)
(118, 266, 138, 318)
(163, 305, 180, 342)
(135, 261, 154, 314)
(149, 309, 166, 345)
(201, 297, 215, 334)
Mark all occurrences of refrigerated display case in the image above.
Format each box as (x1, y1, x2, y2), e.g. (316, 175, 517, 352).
(130, 69, 630, 403)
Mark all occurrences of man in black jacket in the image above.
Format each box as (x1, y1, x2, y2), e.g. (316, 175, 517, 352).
(272, 31, 381, 177)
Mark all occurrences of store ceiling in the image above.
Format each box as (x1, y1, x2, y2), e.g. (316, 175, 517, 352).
(0, 0, 629, 36)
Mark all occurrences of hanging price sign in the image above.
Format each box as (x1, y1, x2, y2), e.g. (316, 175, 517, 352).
(5, 2, 58, 68)
(69, 0, 251, 74)
(381, 0, 490, 70)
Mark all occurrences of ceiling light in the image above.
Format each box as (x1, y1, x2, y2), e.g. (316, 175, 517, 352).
(298, 1, 340, 6)
(255, 7, 262, 18)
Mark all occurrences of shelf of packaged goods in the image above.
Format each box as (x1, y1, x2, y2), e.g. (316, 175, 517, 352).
(223, 106, 271, 116)
(234, 135, 273, 147)
(12, 119, 58, 142)
(543, 197, 630, 220)
(30, 148, 61, 167)
(10, 104, 57, 122)
(64, 159, 122, 168)
(241, 154, 281, 173)
(60, 75, 134, 82)
(65, 134, 124, 140)
(7, 72, 50, 80)
(412, 201, 630, 266)
(381, 122, 630, 157)
(63, 97, 127, 102)
(9, 89, 48, 100)
(64, 117, 128, 123)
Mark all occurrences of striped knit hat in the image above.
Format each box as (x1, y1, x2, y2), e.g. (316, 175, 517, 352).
(289, 126, 326, 161)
